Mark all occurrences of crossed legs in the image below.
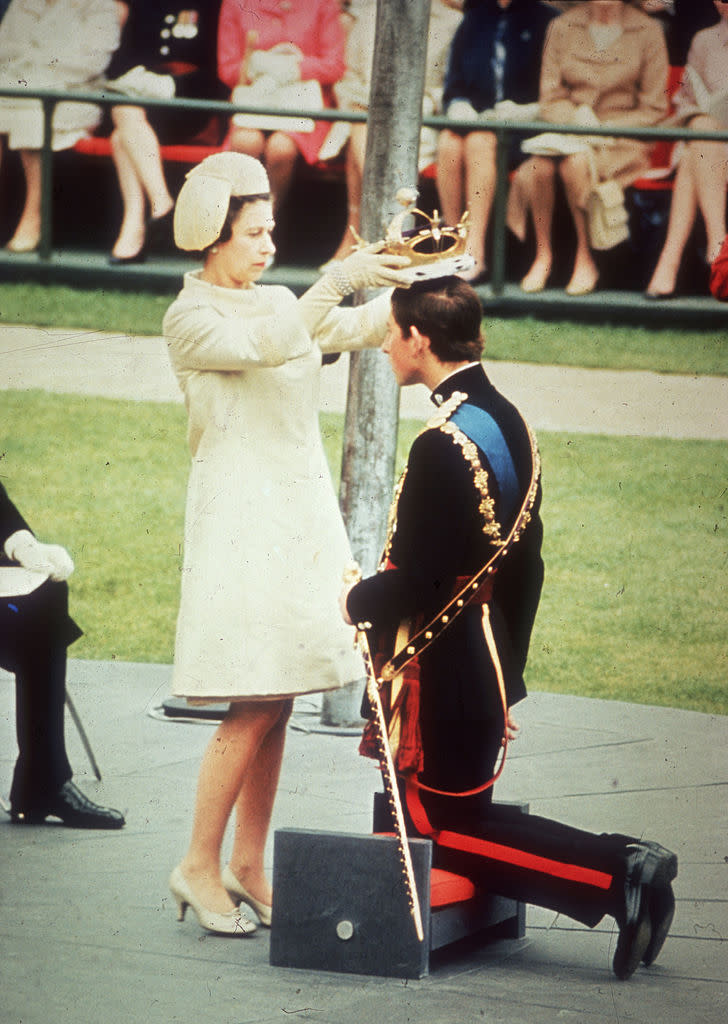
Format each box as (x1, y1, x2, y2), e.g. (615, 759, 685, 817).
(109, 105, 174, 260)
(646, 116, 728, 297)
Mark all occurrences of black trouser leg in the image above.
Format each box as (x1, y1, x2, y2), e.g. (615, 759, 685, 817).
(411, 723, 633, 929)
(3, 580, 78, 811)
(10, 645, 73, 811)
(427, 805, 631, 927)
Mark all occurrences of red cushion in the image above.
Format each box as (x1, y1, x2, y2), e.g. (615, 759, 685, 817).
(374, 832, 477, 907)
(74, 136, 113, 156)
(430, 867, 477, 907)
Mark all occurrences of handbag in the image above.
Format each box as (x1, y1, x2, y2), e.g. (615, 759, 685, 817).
(586, 177, 630, 251)
(585, 149, 630, 251)
(231, 77, 323, 134)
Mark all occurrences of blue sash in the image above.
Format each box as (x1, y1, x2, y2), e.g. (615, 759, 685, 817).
(449, 403, 519, 524)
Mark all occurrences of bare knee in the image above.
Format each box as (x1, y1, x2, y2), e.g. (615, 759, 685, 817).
(226, 698, 292, 736)
(464, 130, 497, 163)
(229, 126, 266, 159)
(438, 129, 464, 167)
(111, 105, 146, 133)
(265, 132, 297, 170)
(528, 156, 556, 186)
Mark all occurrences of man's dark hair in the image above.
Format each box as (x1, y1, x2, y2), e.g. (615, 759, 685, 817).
(391, 276, 484, 362)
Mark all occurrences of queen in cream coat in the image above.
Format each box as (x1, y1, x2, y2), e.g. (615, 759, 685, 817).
(164, 272, 390, 703)
(163, 152, 412, 939)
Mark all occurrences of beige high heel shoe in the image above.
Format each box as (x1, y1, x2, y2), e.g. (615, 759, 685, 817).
(222, 864, 273, 927)
(169, 866, 257, 936)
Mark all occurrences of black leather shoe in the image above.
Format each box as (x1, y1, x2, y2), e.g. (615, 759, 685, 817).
(613, 841, 677, 980)
(108, 249, 146, 266)
(641, 840, 678, 966)
(11, 781, 125, 829)
(642, 882, 675, 967)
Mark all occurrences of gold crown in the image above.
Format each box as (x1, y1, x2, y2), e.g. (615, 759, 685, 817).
(349, 188, 469, 267)
(382, 188, 469, 266)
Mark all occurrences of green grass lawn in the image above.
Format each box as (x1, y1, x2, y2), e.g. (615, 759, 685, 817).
(1, 282, 726, 376)
(2, 390, 725, 715)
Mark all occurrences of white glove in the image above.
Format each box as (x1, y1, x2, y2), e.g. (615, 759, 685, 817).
(447, 99, 479, 123)
(326, 242, 413, 296)
(248, 48, 301, 86)
(492, 100, 540, 123)
(4, 529, 75, 581)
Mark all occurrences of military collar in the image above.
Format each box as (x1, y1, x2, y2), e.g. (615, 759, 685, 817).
(431, 362, 485, 407)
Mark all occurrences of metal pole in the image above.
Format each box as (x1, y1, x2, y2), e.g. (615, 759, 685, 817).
(321, 0, 432, 727)
(39, 97, 55, 261)
(490, 125, 510, 297)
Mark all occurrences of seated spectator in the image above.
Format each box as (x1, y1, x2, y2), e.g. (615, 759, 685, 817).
(645, 5, 728, 299)
(106, 1, 226, 264)
(635, 0, 718, 65)
(510, 0, 668, 295)
(1, 482, 125, 829)
(218, 0, 346, 212)
(0, 0, 119, 254)
(325, 0, 463, 267)
(436, 0, 556, 283)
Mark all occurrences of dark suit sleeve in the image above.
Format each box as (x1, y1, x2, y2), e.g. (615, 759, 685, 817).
(346, 428, 491, 630)
(0, 483, 32, 554)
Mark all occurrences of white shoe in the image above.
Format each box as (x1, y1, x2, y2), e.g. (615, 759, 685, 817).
(222, 864, 273, 927)
(169, 866, 257, 936)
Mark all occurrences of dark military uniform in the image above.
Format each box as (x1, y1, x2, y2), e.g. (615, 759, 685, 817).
(347, 363, 646, 930)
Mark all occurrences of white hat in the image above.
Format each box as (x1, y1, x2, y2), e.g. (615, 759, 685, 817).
(173, 153, 271, 251)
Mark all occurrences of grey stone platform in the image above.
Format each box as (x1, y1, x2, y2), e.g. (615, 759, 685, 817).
(1, 658, 726, 1024)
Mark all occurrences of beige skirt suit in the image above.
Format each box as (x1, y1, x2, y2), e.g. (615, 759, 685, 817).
(538, 2, 669, 203)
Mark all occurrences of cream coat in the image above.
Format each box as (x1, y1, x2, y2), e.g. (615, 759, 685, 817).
(0, 0, 120, 150)
(539, 2, 669, 194)
(164, 273, 391, 702)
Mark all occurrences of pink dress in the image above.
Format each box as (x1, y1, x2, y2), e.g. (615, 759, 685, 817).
(218, 0, 346, 164)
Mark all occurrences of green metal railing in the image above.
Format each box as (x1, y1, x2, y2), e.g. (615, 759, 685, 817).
(2, 84, 728, 294)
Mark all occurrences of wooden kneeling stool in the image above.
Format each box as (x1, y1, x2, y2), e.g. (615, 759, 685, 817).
(269, 796, 527, 979)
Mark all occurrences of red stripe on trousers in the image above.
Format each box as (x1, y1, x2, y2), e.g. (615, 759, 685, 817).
(437, 830, 613, 891)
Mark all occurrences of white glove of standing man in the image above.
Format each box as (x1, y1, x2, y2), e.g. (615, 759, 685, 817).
(4, 529, 75, 581)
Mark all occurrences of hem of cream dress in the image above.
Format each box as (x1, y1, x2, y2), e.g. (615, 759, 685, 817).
(178, 681, 352, 706)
